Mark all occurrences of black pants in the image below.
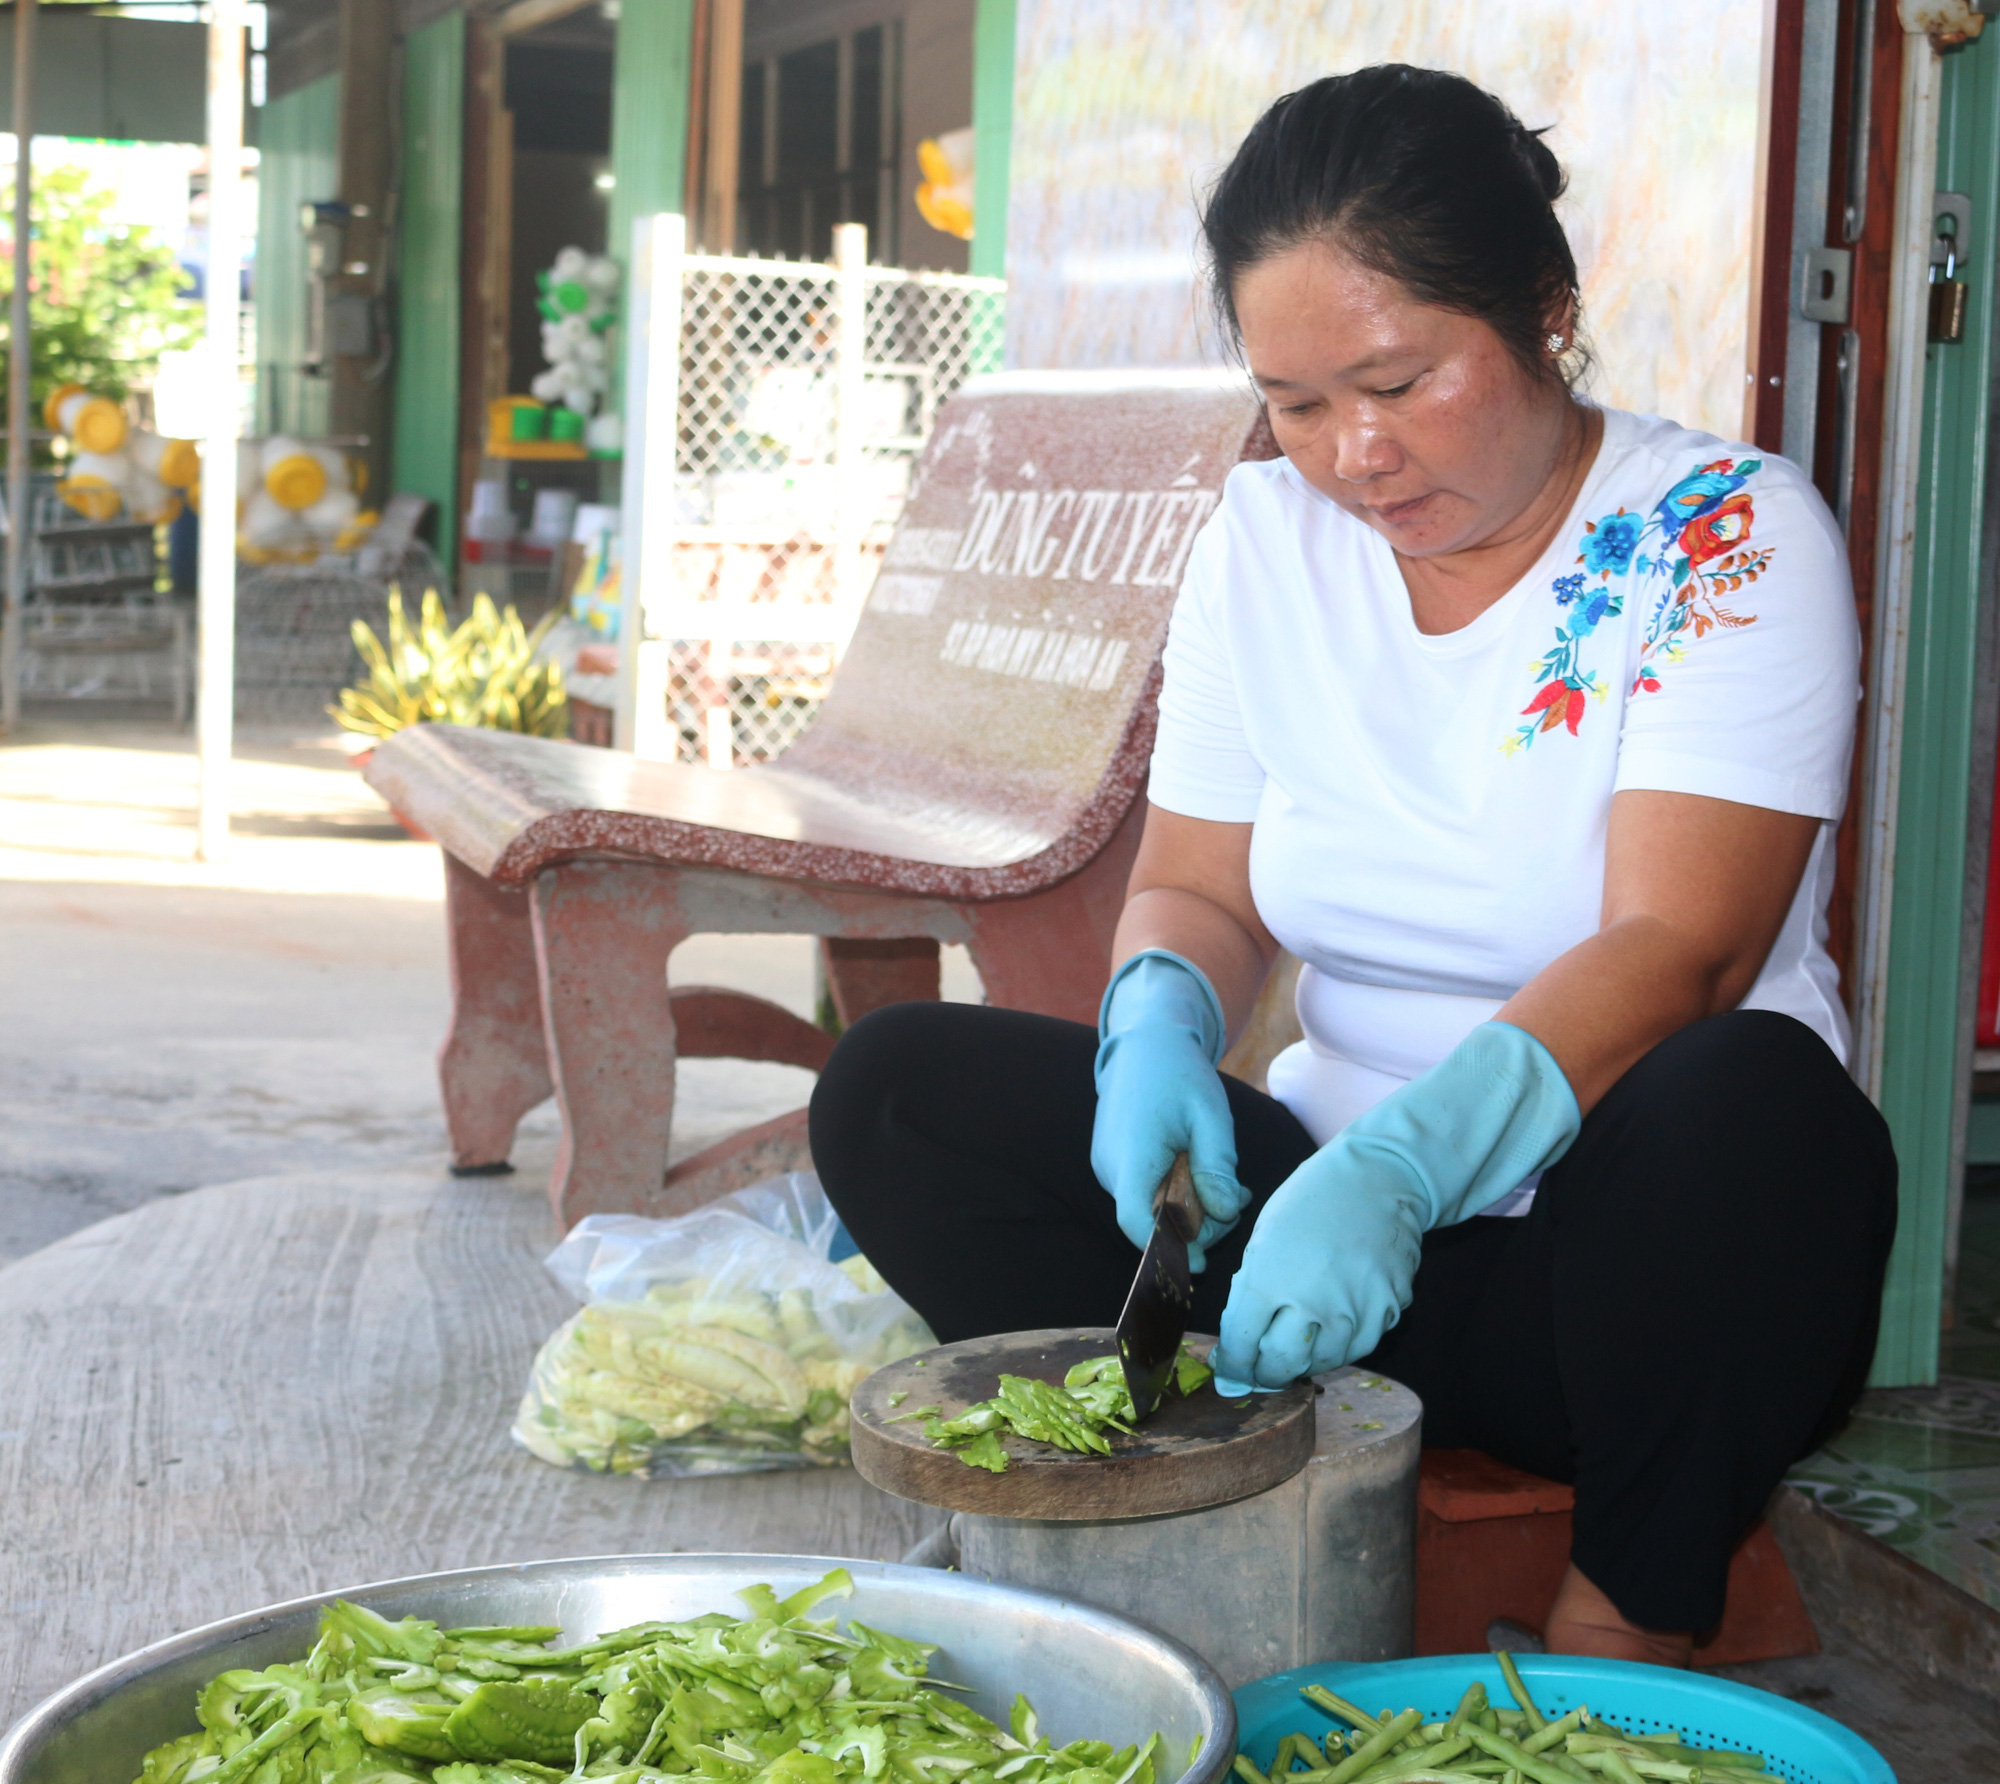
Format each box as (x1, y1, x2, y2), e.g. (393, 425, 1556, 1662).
(809, 1004, 1898, 1634)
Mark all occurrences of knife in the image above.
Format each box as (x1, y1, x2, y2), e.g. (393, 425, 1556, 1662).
(1115, 1152, 1204, 1421)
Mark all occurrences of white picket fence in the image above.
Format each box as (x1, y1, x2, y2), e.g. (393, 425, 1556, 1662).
(620, 220, 1003, 765)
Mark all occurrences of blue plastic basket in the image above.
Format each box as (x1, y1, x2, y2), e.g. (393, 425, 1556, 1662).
(1234, 1656, 1895, 1784)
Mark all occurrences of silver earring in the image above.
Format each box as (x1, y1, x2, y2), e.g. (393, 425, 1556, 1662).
(1546, 332, 1566, 354)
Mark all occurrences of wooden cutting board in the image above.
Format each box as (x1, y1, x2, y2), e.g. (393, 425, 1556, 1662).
(848, 1327, 1317, 1521)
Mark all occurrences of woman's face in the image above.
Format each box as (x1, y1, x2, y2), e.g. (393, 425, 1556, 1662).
(1233, 239, 1573, 559)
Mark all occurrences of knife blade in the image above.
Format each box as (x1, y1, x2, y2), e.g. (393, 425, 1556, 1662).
(1115, 1152, 1204, 1421)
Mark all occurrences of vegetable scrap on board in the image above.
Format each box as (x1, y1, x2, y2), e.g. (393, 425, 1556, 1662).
(131, 1569, 1168, 1784)
(897, 1346, 1216, 1474)
(1232, 1654, 1794, 1784)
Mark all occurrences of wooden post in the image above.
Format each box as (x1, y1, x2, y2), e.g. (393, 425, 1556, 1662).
(332, 0, 393, 495)
(457, 12, 511, 547)
(0, 0, 35, 735)
(197, 0, 245, 863)
(701, 0, 742, 253)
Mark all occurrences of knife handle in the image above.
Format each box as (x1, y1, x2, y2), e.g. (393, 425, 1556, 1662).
(1154, 1153, 1202, 1244)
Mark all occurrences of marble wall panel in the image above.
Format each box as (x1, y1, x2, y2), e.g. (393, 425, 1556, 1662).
(1005, 0, 1763, 440)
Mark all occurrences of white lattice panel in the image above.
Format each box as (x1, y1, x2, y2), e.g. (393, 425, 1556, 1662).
(648, 232, 1003, 766)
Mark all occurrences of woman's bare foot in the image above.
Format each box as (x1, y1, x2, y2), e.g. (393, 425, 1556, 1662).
(1542, 1564, 1693, 1667)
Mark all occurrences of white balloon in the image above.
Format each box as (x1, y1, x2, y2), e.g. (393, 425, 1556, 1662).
(302, 487, 361, 535)
(257, 434, 307, 476)
(241, 487, 307, 548)
(123, 468, 177, 524)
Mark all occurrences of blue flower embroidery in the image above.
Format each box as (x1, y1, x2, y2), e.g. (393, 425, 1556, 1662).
(1553, 572, 1587, 604)
(1580, 510, 1642, 575)
(1571, 590, 1615, 634)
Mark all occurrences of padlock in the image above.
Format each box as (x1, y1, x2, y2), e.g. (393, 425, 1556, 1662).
(1929, 240, 1968, 344)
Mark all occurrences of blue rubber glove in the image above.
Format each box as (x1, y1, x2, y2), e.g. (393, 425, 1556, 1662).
(1091, 949, 1249, 1273)
(1213, 1021, 1580, 1388)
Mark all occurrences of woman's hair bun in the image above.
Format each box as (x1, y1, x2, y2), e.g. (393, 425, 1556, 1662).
(1513, 122, 1567, 204)
(1200, 64, 1585, 384)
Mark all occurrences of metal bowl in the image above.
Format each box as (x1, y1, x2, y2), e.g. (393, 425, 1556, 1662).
(0, 1554, 1235, 1784)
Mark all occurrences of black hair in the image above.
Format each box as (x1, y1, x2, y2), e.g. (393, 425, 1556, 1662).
(1201, 65, 1585, 385)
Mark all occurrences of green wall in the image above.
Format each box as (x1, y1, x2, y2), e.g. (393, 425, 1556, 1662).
(1871, 29, 2000, 1384)
(392, 12, 465, 564)
(605, 0, 695, 419)
(608, 0, 695, 287)
(253, 74, 339, 438)
(969, 0, 1014, 281)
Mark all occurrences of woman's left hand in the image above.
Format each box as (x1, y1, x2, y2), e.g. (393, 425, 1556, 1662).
(1213, 1138, 1423, 1387)
(1215, 1021, 1579, 1387)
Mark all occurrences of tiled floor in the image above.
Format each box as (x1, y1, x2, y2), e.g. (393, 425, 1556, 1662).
(1785, 1168, 2000, 1610)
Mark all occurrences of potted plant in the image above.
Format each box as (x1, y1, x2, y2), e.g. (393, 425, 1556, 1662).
(334, 589, 570, 836)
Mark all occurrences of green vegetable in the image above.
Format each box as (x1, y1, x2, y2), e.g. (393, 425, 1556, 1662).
(514, 1262, 932, 1476)
(1247, 1664, 1800, 1784)
(132, 1571, 1163, 1784)
(350, 1690, 458, 1760)
(443, 1683, 597, 1763)
(1492, 1653, 1544, 1732)
(908, 1346, 1215, 1475)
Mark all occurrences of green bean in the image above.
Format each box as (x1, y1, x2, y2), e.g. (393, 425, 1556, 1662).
(1568, 1736, 1771, 1781)
(1492, 1653, 1545, 1732)
(1589, 1756, 1646, 1784)
(1322, 1710, 1425, 1784)
(1354, 1735, 1474, 1783)
(1301, 1686, 1385, 1736)
(1462, 1728, 1581, 1784)
(1520, 1710, 1586, 1755)
(1446, 1684, 1487, 1735)
(1234, 1758, 1269, 1784)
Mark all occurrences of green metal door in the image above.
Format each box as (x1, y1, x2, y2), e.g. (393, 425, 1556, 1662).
(1872, 28, 1999, 1385)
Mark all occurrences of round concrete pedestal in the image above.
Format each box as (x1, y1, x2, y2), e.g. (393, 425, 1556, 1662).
(915, 1368, 1422, 1689)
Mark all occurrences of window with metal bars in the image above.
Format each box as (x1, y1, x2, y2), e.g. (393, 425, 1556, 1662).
(737, 21, 901, 265)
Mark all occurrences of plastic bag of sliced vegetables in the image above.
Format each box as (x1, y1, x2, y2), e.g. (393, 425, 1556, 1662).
(513, 1173, 935, 1477)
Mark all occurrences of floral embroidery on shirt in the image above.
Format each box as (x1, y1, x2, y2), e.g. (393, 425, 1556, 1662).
(1502, 511, 1633, 753)
(1631, 459, 1769, 693)
(1503, 456, 1772, 752)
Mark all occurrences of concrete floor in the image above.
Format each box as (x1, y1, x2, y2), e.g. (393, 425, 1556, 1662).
(0, 706, 980, 1264)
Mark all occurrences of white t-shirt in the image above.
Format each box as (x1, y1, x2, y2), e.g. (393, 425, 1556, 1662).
(1149, 406, 1859, 1212)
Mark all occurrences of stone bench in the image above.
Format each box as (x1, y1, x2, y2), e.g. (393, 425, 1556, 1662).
(366, 370, 1271, 1225)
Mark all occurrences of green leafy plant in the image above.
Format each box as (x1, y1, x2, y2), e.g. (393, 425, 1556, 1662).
(332, 588, 569, 739)
(0, 163, 201, 425)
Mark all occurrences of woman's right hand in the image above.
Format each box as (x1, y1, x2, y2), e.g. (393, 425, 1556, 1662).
(1091, 950, 1247, 1271)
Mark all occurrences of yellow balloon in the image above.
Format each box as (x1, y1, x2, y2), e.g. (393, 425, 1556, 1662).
(265, 452, 329, 511)
(71, 397, 129, 455)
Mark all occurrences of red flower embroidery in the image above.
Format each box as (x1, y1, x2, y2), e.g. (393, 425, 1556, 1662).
(1522, 681, 1587, 736)
(1679, 492, 1754, 567)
